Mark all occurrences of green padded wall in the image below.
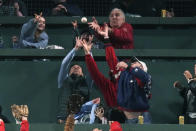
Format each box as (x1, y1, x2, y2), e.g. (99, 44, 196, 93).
(0, 59, 196, 123)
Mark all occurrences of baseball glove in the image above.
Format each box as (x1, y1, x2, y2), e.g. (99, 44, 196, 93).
(64, 114, 75, 131)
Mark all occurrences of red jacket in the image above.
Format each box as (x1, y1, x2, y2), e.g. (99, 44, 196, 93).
(85, 45, 119, 107)
(0, 121, 5, 131)
(20, 120, 29, 131)
(110, 22, 134, 49)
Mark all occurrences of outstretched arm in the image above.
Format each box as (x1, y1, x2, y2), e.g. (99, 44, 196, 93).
(58, 37, 82, 88)
(97, 23, 119, 75)
(72, 20, 80, 47)
(21, 13, 43, 37)
(22, 36, 48, 49)
(82, 40, 117, 107)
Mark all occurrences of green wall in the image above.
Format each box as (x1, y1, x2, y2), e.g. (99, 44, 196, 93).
(0, 59, 195, 124)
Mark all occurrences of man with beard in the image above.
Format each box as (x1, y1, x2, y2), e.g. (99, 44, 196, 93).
(19, 12, 48, 49)
(57, 36, 94, 123)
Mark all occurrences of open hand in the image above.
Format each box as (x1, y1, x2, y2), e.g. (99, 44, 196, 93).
(97, 23, 109, 38)
(81, 39, 92, 55)
(72, 20, 78, 29)
(95, 107, 104, 119)
(34, 12, 43, 23)
(116, 61, 128, 70)
(88, 17, 100, 32)
(184, 70, 192, 81)
(75, 37, 83, 50)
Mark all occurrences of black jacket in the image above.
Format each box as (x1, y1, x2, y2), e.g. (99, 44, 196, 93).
(178, 79, 196, 114)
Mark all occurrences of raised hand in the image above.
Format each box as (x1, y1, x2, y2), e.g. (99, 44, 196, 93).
(97, 23, 109, 39)
(95, 107, 104, 119)
(116, 61, 128, 70)
(81, 39, 92, 55)
(75, 37, 83, 50)
(184, 70, 193, 81)
(92, 97, 100, 104)
(34, 12, 43, 23)
(71, 20, 78, 29)
(88, 35, 94, 45)
(88, 17, 100, 32)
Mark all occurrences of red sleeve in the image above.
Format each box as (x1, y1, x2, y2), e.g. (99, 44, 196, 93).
(85, 54, 117, 107)
(0, 121, 5, 131)
(85, 54, 112, 89)
(105, 45, 118, 75)
(20, 120, 29, 131)
(111, 23, 133, 44)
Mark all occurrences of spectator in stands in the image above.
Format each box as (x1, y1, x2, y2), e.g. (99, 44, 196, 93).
(173, 64, 196, 124)
(12, 35, 20, 48)
(51, 0, 83, 16)
(19, 13, 48, 49)
(0, 0, 27, 16)
(0, 104, 29, 131)
(82, 23, 152, 124)
(57, 36, 93, 123)
(0, 105, 10, 123)
(88, 8, 134, 49)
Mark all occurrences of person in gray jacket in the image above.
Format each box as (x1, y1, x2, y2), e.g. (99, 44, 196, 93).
(57, 36, 94, 123)
(19, 13, 48, 49)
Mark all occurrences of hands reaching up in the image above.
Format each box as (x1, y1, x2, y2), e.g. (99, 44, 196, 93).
(34, 12, 43, 23)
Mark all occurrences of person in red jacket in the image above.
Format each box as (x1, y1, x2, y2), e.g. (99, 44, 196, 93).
(82, 23, 151, 124)
(88, 8, 134, 49)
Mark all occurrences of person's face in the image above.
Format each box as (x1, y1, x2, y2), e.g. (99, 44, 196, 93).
(131, 61, 144, 70)
(109, 9, 125, 28)
(37, 17, 46, 31)
(69, 65, 83, 76)
(12, 36, 18, 43)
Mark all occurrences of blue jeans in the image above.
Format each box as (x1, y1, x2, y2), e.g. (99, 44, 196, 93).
(126, 112, 152, 124)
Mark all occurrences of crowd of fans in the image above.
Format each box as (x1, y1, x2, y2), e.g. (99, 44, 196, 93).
(1, 0, 196, 131)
